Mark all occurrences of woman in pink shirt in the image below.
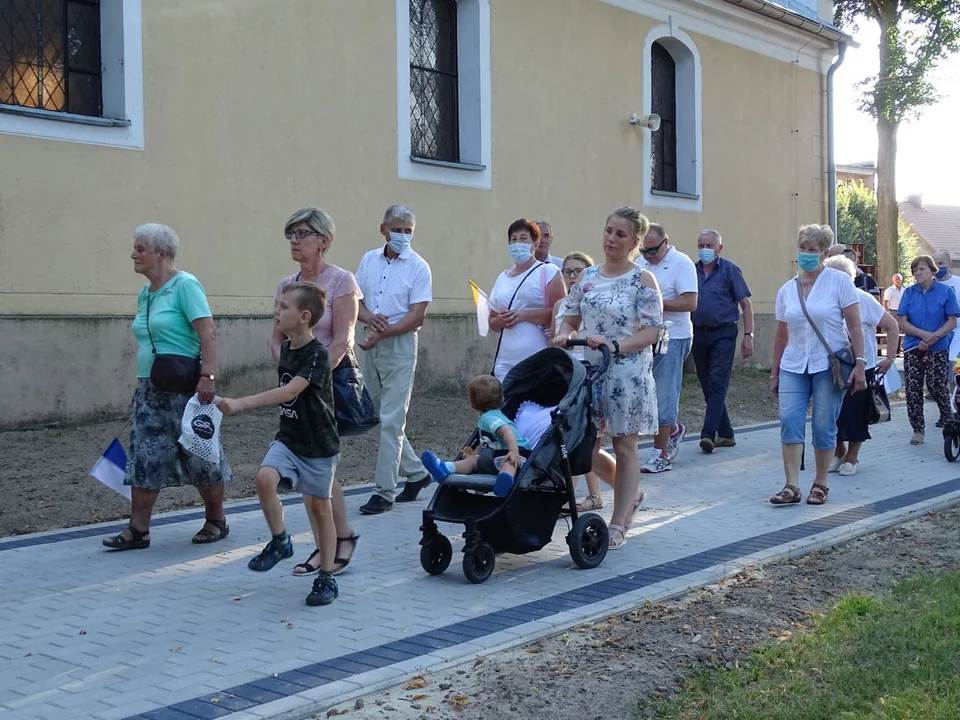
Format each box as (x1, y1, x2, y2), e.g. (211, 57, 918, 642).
(272, 207, 361, 575)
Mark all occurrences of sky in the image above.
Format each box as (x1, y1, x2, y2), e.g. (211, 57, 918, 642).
(833, 22, 959, 205)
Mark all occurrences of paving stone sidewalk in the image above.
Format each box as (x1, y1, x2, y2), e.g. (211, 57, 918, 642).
(2, 405, 959, 720)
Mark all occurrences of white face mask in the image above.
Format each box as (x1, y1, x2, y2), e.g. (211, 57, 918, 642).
(387, 231, 412, 254)
(508, 243, 533, 264)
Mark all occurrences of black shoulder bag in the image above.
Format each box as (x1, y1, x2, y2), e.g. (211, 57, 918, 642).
(331, 349, 380, 437)
(491, 262, 545, 374)
(146, 289, 201, 394)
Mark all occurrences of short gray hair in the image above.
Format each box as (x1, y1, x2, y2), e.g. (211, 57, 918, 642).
(797, 224, 834, 253)
(934, 250, 952, 264)
(134, 223, 180, 260)
(823, 254, 856, 279)
(536, 220, 551, 233)
(285, 207, 335, 239)
(383, 204, 416, 225)
(699, 229, 722, 245)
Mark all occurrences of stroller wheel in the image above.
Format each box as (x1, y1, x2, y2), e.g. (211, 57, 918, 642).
(568, 513, 609, 569)
(944, 430, 960, 463)
(462, 541, 496, 584)
(420, 534, 453, 576)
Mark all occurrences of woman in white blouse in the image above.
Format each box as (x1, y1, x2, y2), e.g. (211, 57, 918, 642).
(824, 255, 898, 476)
(489, 219, 567, 381)
(770, 224, 867, 506)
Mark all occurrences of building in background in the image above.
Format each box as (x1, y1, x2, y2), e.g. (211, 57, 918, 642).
(0, 0, 847, 425)
(837, 161, 876, 191)
(899, 195, 958, 264)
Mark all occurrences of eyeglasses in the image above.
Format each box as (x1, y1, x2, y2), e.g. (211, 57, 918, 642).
(562, 267, 585, 278)
(285, 229, 321, 240)
(640, 237, 667, 255)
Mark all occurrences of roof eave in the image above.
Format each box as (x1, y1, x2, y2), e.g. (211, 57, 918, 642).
(720, 0, 857, 45)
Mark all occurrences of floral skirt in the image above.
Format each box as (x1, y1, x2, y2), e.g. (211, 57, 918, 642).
(124, 379, 232, 489)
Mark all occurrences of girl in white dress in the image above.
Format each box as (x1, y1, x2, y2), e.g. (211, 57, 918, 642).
(489, 219, 567, 381)
(554, 207, 665, 549)
(549, 251, 616, 512)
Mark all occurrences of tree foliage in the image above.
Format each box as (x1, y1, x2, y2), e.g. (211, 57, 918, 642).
(834, 0, 960, 123)
(837, 180, 878, 262)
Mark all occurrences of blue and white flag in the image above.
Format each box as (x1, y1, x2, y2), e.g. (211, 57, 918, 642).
(89, 438, 131, 499)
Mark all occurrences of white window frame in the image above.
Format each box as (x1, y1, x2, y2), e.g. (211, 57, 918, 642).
(396, 0, 492, 189)
(642, 24, 703, 213)
(0, 0, 144, 150)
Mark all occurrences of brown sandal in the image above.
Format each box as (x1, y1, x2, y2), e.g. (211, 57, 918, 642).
(192, 517, 229, 544)
(769, 486, 802, 505)
(806, 483, 829, 505)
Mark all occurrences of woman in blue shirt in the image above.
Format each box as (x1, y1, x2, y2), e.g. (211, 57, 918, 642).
(897, 255, 960, 445)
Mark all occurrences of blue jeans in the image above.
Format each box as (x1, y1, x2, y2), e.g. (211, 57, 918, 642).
(692, 325, 738, 440)
(653, 337, 692, 427)
(778, 369, 845, 450)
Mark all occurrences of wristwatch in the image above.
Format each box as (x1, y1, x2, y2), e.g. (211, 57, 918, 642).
(745, 332, 755, 338)
(855, 357, 867, 365)
(200, 373, 216, 381)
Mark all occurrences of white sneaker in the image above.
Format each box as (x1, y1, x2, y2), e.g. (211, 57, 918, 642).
(666, 422, 687, 461)
(838, 462, 859, 476)
(642, 452, 672, 473)
(828, 456, 842, 473)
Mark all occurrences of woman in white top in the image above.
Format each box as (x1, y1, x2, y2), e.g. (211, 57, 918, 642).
(549, 251, 616, 513)
(770, 224, 867, 507)
(823, 255, 897, 476)
(489, 219, 566, 381)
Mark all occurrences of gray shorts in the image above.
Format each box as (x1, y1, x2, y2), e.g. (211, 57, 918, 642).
(260, 441, 338, 499)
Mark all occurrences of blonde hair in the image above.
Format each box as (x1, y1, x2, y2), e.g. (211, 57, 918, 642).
(468, 375, 503, 412)
(823, 255, 856, 279)
(797, 224, 834, 252)
(563, 251, 594, 267)
(607, 206, 650, 242)
(285, 207, 336, 241)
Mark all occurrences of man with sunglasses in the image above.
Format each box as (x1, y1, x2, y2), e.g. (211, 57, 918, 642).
(691, 229, 754, 453)
(636, 224, 698, 472)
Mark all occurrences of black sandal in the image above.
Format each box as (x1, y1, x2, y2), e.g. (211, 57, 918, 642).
(103, 525, 151, 551)
(293, 549, 322, 576)
(192, 517, 229, 544)
(332, 534, 360, 576)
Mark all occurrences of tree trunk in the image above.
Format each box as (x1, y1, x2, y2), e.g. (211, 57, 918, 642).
(874, 11, 900, 285)
(876, 117, 899, 285)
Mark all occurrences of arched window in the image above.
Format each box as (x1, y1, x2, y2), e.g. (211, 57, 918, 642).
(650, 41, 677, 193)
(642, 26, 702, 212)
(409, 0, 459, 162)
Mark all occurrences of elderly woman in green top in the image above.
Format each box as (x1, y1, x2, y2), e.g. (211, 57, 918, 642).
(103, 224, 232, 551)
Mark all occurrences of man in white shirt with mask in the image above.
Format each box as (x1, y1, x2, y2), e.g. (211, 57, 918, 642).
(355, 205, 434, 514)
(637, 223, 698, 472)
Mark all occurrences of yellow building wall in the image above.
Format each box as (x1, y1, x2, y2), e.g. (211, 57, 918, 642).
(0, 0, 826, 318)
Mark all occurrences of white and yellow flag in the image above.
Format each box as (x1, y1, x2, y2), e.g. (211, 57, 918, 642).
(469, 280, 494, 337)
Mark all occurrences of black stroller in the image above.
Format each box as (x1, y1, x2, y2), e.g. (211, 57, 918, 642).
(418, 340, 611, 583)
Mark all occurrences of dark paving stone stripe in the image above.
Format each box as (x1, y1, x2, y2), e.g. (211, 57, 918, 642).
(124, 476, 960, 720)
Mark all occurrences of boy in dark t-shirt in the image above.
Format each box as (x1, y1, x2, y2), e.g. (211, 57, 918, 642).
(217, 282, 341, 606)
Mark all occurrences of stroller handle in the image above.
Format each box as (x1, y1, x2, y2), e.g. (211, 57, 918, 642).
(566, 338, 612, 374)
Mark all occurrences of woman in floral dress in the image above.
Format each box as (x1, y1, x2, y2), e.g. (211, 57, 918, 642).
(553, 207, 665, 549)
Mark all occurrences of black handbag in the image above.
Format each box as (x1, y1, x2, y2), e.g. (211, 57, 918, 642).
(332, 351, 380, 437)
(867, 374, 892, 425)
(146, 289, 201, 394)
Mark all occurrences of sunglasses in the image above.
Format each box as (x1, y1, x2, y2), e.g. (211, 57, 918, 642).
(640, 237, 667, 256)
(285, 229, 321, 240)
(562, 267, 585, 278)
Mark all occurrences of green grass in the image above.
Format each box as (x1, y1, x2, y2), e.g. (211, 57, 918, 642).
(649, 572, 960, 720)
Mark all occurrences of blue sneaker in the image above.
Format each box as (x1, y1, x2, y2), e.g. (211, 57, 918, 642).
(494, 471, 515, 498)
(306, 573, 339, 606)
(421, 450, 452, 482)
(248, 535, 293, 571)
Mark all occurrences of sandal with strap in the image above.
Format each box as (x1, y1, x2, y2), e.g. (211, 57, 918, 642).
(624, 490, 646, 529)
(769, 485, 802, 505)
(192, 517, 229, 544)
(103, 524, 150, 551)
(807, 483, 830, 505)
(576, 493, 604, 512)
(608, 524, 626, 550)
(332, 534, 360, 576)
(293, 549, 321, 576)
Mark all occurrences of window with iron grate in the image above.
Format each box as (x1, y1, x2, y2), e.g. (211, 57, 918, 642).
(409, 0, 459, 163)
(650, 41, 677, 194)
(0, 0, 103, 117)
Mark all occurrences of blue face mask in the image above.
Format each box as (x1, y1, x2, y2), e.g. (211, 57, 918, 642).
(387, 231, 412, 255)
(698, 248, 716, 264)
(936, 267, 949, 279)
(797, 251, 821, 272)
(509, 243, 533, 264)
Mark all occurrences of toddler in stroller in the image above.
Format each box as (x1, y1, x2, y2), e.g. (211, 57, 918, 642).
(421, 375, 534, 498)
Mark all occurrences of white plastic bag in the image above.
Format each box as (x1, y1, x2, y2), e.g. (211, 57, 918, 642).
(178, 394, 223, 463)
(882, 362, 902, 394)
